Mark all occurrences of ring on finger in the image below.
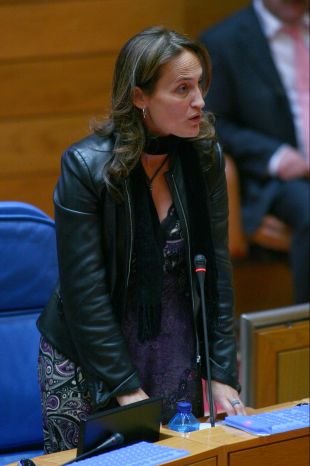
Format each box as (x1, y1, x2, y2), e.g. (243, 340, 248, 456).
(230, 399, 241, 407)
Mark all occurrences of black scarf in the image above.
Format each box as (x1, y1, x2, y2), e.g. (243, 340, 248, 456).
(143, 134, 180, 155)
(130, 161, 164, 342)
(130, 141, 218, 343)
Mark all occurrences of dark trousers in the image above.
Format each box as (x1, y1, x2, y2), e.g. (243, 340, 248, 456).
(270, 178, 310, 304)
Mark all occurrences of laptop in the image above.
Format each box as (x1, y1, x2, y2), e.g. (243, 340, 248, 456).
(77, 397, 163, 455)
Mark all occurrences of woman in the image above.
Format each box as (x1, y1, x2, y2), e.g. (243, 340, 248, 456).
(37, 26, 245, 453)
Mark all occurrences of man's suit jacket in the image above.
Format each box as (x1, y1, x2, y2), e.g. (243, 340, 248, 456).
(200, 5, 298, 233)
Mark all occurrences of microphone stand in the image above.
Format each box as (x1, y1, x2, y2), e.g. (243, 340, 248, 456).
(62, 432, 124, 465)
(194, 254, 216, 427)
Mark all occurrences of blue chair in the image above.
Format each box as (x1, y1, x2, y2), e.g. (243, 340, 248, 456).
(0, 202, 58, 465)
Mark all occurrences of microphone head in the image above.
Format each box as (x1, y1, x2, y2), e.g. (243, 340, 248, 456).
(194, 254, 206, 271)
(113, 432, 124, 446)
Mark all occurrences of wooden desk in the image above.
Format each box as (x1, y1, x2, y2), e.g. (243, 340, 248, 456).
(7, 400, 310, 466)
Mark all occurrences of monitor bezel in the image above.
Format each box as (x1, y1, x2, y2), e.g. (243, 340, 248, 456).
(77, 396, 163, 455)
(239, 303, 310, 406)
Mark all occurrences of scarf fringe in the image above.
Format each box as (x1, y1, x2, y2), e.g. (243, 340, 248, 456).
(138, 304, 162, 343)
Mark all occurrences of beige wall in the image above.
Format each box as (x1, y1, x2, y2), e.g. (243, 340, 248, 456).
(0, 0, 249, 217)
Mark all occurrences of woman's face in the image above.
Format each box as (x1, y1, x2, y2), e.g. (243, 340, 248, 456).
(134, 49, 205, 138)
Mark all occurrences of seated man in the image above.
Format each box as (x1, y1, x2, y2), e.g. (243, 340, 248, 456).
(200, 0, 309, 303)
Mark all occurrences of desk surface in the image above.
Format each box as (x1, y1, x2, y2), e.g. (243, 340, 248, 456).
(7, 400, 310, 466)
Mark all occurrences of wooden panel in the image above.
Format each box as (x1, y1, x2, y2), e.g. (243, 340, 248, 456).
(191, 459, 216, 465)
(0, 114, 94, 176)
(277, 347, 310, 403)
(0, 55, 116, 119)
(5, 446, 77, 466)
(229, 436, 310, 466)
(0, 0, 184, 61)
(0, 173, 58, 218)
(184, 0, 249, 38)
(233, 260, 293, 317)
(254, 321, 310, 407)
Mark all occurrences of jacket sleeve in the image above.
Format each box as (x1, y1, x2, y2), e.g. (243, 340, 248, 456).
(54, 147, 140, 410)
(206, 144, 241, 392)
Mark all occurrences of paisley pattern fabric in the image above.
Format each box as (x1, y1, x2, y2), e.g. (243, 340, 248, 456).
(38, 337, 92, 453)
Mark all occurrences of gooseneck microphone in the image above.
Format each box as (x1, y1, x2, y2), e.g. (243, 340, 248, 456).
(62, 432, 124, 465)
(194, 254, 216, 427)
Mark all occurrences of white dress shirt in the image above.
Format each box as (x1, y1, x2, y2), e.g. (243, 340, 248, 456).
(253, 0, 309, 172)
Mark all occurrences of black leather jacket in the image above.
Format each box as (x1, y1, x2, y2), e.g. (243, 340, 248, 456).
(37, 133, 240, 410)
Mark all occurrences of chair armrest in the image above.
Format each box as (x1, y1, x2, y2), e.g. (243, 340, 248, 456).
(224, 154, 248, 258)
(225, 155, 292, 254)
(249, 215, 292, 251)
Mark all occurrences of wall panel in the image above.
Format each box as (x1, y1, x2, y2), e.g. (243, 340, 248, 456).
(1, 114, 94, 176)
(184, 0, 249, 38)
(0, 0, 187, 215)
(0, 0, 247, 216)
(0, 175, 58, 217)
(0, 0, 184, 61)
(1, 55, 115, 119)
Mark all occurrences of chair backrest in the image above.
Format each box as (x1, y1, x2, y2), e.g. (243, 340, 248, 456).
(0, 202, 58, 452)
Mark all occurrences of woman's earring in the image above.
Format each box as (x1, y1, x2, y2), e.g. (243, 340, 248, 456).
(142, 108, 147, 119)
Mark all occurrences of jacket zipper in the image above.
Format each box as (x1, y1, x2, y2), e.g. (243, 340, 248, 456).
(169, 172, 201, 365)
(124, 178, 134, 289)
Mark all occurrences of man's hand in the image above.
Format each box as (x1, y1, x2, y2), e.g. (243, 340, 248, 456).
(276, 147, 309, 180)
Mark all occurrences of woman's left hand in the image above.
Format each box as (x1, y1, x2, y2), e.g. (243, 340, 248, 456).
(210, 380, 246, 416)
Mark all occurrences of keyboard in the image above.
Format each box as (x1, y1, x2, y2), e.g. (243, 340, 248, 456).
(70, 441, 189, 466)
(224, 404, 310, 436)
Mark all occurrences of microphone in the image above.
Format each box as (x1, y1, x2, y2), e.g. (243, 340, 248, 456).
(194, 254, 216, 427)
(62, 432, 124, 465)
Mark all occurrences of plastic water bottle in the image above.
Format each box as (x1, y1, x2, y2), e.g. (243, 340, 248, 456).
(167, 401, 200, 432)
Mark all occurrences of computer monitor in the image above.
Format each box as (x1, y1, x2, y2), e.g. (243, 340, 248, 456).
(239, 303, 310, 407)
(77, 396, 163, 455)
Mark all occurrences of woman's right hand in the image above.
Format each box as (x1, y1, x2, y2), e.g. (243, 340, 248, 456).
(116, 388, 149, 406)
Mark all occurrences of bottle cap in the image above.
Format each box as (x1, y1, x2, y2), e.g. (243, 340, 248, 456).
(176, 401, 192, 413)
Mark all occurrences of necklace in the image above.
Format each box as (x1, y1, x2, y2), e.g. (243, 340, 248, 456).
(145, 156, 169, 191)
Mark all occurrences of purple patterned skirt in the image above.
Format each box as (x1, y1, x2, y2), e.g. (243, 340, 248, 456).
(38, 337, 92, 453)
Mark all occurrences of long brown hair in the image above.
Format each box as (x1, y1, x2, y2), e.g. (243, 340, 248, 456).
(95, 26, 215, 196)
